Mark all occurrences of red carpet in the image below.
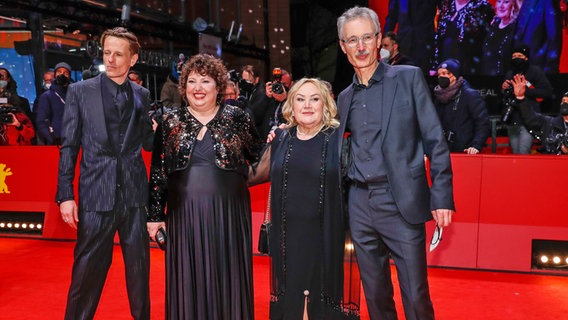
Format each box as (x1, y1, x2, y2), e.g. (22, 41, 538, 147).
(1, 237, 567, 319)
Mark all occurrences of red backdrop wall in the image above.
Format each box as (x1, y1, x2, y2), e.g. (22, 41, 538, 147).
(1, 147, 568, 273)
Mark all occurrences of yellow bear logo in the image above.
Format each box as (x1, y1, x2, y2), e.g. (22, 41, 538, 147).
(0, 163, 12, 194)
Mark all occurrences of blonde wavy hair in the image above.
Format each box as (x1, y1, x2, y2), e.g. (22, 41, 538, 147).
(281, 78, 339, 130)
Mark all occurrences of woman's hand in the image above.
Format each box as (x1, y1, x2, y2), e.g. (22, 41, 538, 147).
(147, 222, 166, 241)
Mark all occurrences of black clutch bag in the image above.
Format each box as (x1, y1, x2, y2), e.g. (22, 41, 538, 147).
(155, 227, 167, 251)
(257, 187, 272, 255)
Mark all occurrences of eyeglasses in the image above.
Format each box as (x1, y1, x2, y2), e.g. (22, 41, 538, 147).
(429, 224, 443, 252)
(341, 32, 379, 48)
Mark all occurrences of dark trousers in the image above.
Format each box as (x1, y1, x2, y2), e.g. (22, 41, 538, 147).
(348, 182, 434, 320)
(64, 193, 150, 320)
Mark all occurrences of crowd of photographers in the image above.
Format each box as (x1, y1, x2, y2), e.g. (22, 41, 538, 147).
(1, 49, 567, 154)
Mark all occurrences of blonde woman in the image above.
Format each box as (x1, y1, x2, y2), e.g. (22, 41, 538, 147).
(251, 78, 360, 319)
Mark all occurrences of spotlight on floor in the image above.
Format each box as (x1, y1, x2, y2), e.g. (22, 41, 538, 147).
(532, 239, 568, 272)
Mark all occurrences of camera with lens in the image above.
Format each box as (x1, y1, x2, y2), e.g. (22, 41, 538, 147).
(271, 68, 284, 94)
(228, 69, 254, 97)
(0, 106, 18, 124)
(501, 86, 516, 124)
(545, 132, 568, 154)
(443, 129, 455, 144)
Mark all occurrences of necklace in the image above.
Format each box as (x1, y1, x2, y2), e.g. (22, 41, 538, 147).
(296, 124, 324, 139)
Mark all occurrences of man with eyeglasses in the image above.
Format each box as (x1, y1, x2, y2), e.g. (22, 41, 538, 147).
(336, 6, 455, 320)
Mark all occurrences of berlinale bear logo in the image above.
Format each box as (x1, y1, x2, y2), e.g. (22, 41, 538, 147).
(0, 163, 12, 194)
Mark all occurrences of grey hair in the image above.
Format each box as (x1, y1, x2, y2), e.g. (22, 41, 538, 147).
(337, 6, 381, 40)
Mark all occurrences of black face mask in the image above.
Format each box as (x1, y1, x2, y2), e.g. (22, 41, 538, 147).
(560, 102, 568, 116)
(238, 79, 254, 94)
(511, 58, 528, 74)
(438, 76, 451, 89)
(54, 74, 70, 86)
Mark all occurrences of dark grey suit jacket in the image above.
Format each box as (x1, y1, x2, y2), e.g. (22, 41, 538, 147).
(337, 63, 455, 224)
(56, 74, 154, 212)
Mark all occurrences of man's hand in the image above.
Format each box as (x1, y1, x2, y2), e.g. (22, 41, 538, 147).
(431, 209, 454, 228)
(510, 74, 527, 99)
(6, 113, 19, 127)
(266, 82, 287, 102)
(60, 200, 79, 229)
(463, 147, 480, 154)
(265, 82, 274, 98)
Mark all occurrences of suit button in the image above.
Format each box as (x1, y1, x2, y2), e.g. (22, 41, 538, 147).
(117, 184, 122, 188)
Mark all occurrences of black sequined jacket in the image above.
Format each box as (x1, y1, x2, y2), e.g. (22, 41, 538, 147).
(148, 104, 262, 221)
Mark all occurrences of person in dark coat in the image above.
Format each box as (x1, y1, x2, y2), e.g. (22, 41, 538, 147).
(512, 76, 568, 155)
(249, 78, 360, 319)
(381, 31, 416, 67)
(36, 62, 72, 145)
(501, 45, 553, 154)
(434, 59, 490, 154)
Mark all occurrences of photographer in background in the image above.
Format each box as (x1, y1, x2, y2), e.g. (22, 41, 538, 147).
(501, 45, 553, 154)
(240, 65, 269, 132)
(0, 101, 35, 146)
(0, 68, 35, 146)
(261, 68, 292, 139)
(433, 59, 490, 154)
(0, 68, 33, 125)
(511, 74, 568, 155)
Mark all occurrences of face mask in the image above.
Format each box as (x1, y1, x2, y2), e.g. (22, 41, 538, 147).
(560, 102, 568, 116)
(380, 48, 390, 63)
(239, 80, 254, 93)
(511, 58, 528, 74)
(0, 80, 7, 89)
(438, 76, 451, 89)
(43, 82, 52, 90)
(55, 74, 70, 86)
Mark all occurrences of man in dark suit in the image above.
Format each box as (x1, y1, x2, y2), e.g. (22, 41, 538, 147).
(56, 27, 154, 320)
(337, 7, 455, 320)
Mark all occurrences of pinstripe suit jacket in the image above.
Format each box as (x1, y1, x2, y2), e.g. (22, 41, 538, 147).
(56, 74, 154, 212)
(337, 62, 455, 224)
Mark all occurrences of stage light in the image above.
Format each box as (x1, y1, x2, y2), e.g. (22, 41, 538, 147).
(345, 243, 354, 251)
(532, 240, 568, 272)
(0, 212, 45, 235)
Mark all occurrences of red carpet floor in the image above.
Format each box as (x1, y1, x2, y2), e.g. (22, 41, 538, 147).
(1, 237, 568, 319)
